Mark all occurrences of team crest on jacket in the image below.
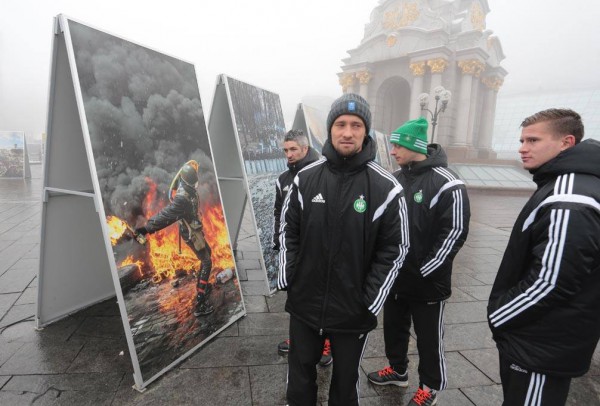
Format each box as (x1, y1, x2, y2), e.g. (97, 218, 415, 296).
(354, 195, 367, 213)
(414, 190, 423, 203)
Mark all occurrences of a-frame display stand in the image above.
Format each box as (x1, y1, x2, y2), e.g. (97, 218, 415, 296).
(37, 16, 145, 388)
(37, 15, 246, 391)
(208, 74, 286, 295)
(207, 76, 247, 252)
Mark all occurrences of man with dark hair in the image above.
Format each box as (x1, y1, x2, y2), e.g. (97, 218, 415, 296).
(136, 160, 214, 317)
(488, 108, 600, 405)
(273, 129, 332, 367)
(367, 117, 470, 406)
(279, 93, 410, 405)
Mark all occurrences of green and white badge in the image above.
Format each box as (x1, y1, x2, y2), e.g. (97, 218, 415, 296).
(354, 195, 367, 213)
(414, 190, 423, 203)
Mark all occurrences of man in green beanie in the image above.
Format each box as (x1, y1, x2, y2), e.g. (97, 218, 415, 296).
(367, 117, 471, 406)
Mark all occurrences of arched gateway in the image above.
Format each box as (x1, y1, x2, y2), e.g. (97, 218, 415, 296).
(339, 0, 507, 160)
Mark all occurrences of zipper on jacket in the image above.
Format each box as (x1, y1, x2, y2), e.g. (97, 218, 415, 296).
(319, 172, 345, 333)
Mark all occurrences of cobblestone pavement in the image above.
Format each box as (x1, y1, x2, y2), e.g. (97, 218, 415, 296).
(0, 164, 598, 405)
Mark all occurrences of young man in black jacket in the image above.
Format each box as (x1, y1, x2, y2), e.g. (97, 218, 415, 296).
(367, 117, 470, 406)
(278, 94, 410, 405)
(272, 130, 332, 367)
(487, 109, 600, 406)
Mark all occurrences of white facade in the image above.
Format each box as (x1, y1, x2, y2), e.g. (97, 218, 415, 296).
(339, 0, 507, 160)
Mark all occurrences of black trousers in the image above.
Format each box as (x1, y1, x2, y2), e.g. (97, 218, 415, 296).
(286, 316, 369, 406)
(499, 354, 571, 406)
(188, 242, 211, 303)
(383, 294, 447, 390)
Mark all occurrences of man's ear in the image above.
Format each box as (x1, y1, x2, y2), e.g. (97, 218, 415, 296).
(562, 134, 576, 150)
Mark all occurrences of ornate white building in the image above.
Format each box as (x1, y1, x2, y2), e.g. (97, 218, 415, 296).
(339, 0, 506, 160)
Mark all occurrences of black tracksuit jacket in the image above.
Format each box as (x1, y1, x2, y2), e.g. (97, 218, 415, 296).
(272, 147, 320, 250)
(391, 144, 470, 301)
(278, 137, 410, 334)
(488, 139, 600, 377)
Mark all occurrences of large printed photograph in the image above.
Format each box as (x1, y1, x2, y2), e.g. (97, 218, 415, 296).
(226, 77, 286, 293)
(67, 20, 244, 381)
(0, 131, 25, 178)
(302, 104, 327, 153)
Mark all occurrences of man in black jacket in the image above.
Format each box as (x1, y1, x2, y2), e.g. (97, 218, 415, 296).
(273, 130, 333, 366)
(488, 109, 600, 406)
(135, 160, 214, 317)
(367, 117, 470, 406)
(279, 93, 410, 405)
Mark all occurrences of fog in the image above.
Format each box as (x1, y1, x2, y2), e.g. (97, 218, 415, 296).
(1, 0, 598, 141)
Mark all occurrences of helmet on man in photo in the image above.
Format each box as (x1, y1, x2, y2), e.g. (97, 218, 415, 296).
(179, 160, 199, 186)
(169, 160, 200, 200)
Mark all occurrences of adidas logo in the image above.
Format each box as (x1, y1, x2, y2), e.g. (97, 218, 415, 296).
(311, 193, 326, 203)
(509, 364, 528, 374)
(283, 185, 290, 192)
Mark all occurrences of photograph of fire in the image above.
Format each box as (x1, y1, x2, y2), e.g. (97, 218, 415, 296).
(226, 76, 287, 293)
(67, 19, 245, 381)
(0, 131, 25, 178)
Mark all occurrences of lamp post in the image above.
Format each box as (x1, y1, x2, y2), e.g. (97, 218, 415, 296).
(418, 86, 452, 144)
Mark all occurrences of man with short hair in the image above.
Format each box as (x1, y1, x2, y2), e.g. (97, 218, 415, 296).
(488, 108, 600, 406)
(272, 129, 332, 367)
(279, 93, 409, 405)
(367, 117, 470, 406)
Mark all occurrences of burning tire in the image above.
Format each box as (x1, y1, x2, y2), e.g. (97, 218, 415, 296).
(119, 264, 143, 292)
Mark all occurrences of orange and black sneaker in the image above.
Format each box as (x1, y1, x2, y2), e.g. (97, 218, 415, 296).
(367, 366, 408, 386)
(407, 385, 437, 406)
(318, 338, 333, 367)
(278, 339, 290, 354)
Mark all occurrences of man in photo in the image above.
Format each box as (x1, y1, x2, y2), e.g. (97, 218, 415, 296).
(278, 93, 410, 405)
(487, 109, 600, 405)
(367, 117, 470, 406)
(136, 160, 215, 317)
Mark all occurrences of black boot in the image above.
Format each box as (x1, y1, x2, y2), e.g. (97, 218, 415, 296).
(193, 295, 214, 317)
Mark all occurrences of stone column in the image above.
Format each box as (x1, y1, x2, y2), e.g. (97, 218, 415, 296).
(339, 72, 356, 94)
(355, 70, 372, 100)
(454, 59, 485, 147)
(409, 61, 426, 119)
(478, 76, 504, 158)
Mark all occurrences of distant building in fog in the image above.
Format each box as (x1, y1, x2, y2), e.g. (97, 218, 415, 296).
(339, 0, 506, 161)
(493, 89, 600, 160)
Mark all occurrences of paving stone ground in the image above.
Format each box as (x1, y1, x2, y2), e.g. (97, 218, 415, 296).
(0, 165, 598, 405)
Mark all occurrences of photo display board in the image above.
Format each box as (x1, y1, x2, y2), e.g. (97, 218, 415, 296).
(0, 131, 28, 178)
(292, 103, 328, 153)
(38, 15, 245, 390)
(209, 75, 286, 294)
(372, 130, 396, 173)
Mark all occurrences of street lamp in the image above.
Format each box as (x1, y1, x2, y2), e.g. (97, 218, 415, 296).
(418, 86, 452, 144)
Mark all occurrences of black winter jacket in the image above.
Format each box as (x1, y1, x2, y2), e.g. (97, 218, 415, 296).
(488, 139, 600, 377)
(278, 137, 410, 334)
(391, 144, 470, 301)
(272, 147, 320, 250)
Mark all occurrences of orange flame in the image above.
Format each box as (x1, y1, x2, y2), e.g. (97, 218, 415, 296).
(141, 178, 235, 284)
(121, 254, 144, 271)
(107, 216, 128, 245)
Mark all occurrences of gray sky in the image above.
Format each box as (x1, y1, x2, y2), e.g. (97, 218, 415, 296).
(1, 0, 599, 141)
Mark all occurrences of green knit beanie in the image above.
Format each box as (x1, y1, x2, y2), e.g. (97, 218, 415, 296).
(390, 117, 429, 154)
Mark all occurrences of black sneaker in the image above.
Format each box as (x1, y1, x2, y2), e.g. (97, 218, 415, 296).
(318, 338, 332, 367)
(278, 339, 290, 354)
(367, 366, 408, 387)
(406, 386, 437, 406)
(193, 302, 214, 317)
